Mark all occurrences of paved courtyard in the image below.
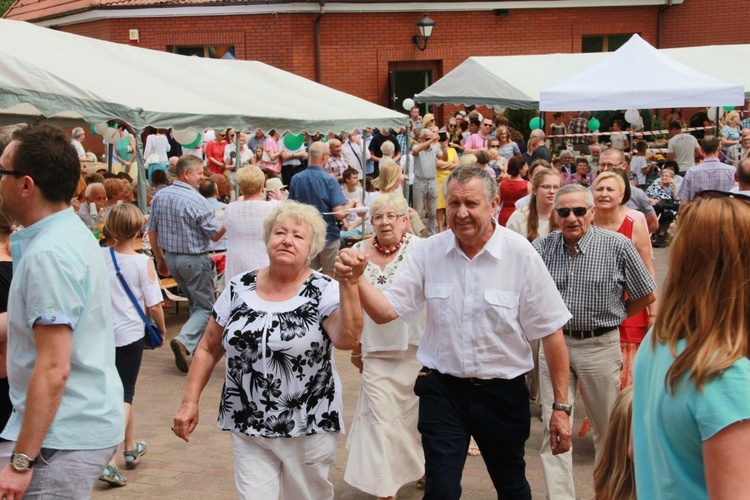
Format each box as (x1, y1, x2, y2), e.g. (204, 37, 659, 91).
(92, 247, 670, 499)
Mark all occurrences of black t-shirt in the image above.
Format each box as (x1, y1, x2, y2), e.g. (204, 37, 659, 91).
(0, 260, 12, 437)
(690, 112, 710, 139)
(368, 133, 401, 178)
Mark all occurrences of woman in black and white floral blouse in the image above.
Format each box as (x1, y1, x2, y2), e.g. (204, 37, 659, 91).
(173, 201, 363, 500)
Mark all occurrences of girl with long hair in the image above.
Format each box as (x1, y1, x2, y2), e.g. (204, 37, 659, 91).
(593, 387, 635, 500)
(506, 167, 560, 242)
(632, 195, 750, 499)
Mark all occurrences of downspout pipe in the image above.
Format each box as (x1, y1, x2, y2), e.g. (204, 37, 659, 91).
(657, 0, 673, 49)
(315, 1, 325, 83)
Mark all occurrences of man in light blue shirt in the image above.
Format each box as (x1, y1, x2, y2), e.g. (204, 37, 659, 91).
(0, 125, 125, 498)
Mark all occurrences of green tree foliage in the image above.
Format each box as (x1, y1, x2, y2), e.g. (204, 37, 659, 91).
(0, 0, 14, 16)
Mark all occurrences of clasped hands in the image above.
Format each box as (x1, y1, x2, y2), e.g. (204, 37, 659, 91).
(334, 249, 368, 285)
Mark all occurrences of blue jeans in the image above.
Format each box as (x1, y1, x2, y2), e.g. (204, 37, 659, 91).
(25, 446, 117, 499)
(165, 253, 216, 353)
(414, 368, 531, 500)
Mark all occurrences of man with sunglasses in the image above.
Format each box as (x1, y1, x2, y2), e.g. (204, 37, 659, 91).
(533, 184, 656, 500)
(0, 125, 125, 498)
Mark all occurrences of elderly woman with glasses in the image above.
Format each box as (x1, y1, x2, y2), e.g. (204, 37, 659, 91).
(173, 201, 363, 499)
(343, 193, 425, 500)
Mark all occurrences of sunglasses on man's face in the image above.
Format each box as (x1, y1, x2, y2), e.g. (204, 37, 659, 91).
(556, 206, 589, 217)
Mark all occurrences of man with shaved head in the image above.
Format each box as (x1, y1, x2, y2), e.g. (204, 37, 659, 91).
(288, 141, 347, 276)
(325, 138, 351, 185)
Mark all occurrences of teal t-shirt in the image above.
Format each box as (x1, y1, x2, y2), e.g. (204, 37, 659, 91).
(2, 208, 125, 449)
(633, 331, 750, 499)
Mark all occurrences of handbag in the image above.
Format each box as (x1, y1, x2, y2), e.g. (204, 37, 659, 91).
(110, 247, 163, 349)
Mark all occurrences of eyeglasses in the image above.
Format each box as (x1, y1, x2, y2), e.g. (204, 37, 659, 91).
(489, 143, 500, 148)
(482, 123, 493, 127)
(695, 190, 750, 203)
(371, 213, 404, 224)
(0, 168, 26, 179)
(448, 124, 456, 128)
(539, 184, 561, 191)
(598, 162, 623, 170)
(556, 206, 589, 217)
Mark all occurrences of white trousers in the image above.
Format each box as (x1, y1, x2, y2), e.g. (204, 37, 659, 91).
(231, 431, 337, 500)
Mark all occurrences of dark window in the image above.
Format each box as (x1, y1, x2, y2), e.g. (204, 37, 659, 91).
(168, 45, 235, 59)
(582, 34, 634, 53)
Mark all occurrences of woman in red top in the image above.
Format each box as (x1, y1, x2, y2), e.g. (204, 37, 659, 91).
(205, 129, 229, 175)
(592, 171, 657, 388)
(497, 156, 529, 226)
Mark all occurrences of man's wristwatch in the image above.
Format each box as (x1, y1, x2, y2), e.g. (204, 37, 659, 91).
(10, 452, 37, 472)
(552, 402, 573, 416)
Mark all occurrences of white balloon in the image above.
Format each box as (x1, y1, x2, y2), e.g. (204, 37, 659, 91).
(103, 127, 120, 145)
(93, 122, 108, 135)
(706, 107, 717, 119)
(624, 109, 640, 124)
(172, 127, 199, 144)
(402, 98, 415, 111)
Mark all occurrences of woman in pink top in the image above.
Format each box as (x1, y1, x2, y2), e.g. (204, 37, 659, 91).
(260, 129, 282, 173)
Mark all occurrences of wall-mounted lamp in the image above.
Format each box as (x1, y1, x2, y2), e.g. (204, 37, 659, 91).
(412, 13, 435, 51)
(129, 29, 140, 43)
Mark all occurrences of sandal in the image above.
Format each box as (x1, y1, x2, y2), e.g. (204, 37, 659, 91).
(123, 441, 147, 469)
(100, 465, 127, 487)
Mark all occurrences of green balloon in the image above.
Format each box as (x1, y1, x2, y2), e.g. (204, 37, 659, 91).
(284, 133, 305, 151)
(181, 135, 201, 149)
(724, 106, 735, 112)
(588, 118, 600, 132)
(89, 124, 99, 135)
(529, 117, 544, 130)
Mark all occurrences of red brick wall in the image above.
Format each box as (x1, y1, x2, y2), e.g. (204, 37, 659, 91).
(661, 0, 750, 48)
(59, 2, 745, 127)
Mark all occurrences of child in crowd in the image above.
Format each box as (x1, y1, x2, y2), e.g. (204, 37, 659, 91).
(100, 204, 166, 487)
(630, 140, 652, 189)
(592, 387, 635, 500)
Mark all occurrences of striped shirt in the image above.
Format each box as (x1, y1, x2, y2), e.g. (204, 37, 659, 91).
(533, 226, 656, 331)
(148, 180, 222, 254)
(677, 157, 736, 202)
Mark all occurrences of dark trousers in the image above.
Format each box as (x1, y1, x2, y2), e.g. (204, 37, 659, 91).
(414, 368, 532, 500)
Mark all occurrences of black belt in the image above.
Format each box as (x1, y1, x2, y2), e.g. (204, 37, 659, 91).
(563, 327, 616, 339)
(424, 368, 523, 387)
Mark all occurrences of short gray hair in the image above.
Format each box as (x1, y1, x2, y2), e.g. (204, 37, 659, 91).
(444, 165, 497, 205)
(553, 184, 594, 208)
(531, 129, 545, 140)
(85, 182, 105, 198)
(176, 154, 204, 177)
(600, 147, 625, 163)
(370, 193, 408, 217)
(380, 140, 395, 157)
(262, 201, 327, 259)
(72, 127, 85, 138)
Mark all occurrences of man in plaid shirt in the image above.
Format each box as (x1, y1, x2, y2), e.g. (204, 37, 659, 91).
(567, 111, 591, 154)
(678, 135, 736, 208)
(324, 138, 351, 185)
(533, 184, 656, 499)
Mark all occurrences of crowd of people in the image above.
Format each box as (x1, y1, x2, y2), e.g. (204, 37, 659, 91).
(0, 105, 746, 500)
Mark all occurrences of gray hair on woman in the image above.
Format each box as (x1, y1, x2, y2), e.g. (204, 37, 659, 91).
(370, 193, 408, 217)
(443, 165, 497, 204)
(380, 141, 395, 158)
(263, 201, 327, 258)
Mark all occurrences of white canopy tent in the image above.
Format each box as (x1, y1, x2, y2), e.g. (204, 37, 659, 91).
(540, 35, 744, 111)
(0, 19, 407, 133)
(0, 18, 407, 209)
(416, 38, 750, 109)
(414, 52, 604, 109)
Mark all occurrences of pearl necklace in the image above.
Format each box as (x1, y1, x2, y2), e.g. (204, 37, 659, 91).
(373, 233, 406, 256)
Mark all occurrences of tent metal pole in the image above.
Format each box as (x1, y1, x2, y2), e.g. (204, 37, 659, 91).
(134, 129, 148, 213)
(107, 143, 114, 173)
